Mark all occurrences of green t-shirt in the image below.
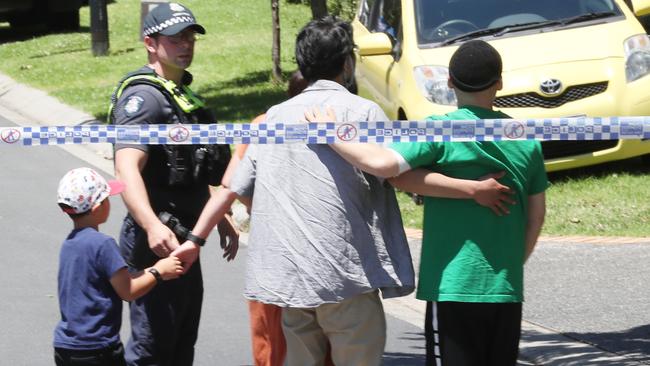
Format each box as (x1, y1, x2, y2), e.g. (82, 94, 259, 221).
(390, 106, 548, 303)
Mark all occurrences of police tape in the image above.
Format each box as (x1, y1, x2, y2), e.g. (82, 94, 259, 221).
(1, 116, 650, 146)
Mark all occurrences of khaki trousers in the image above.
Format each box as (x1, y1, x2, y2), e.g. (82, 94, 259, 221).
(282, 291, 386, 366)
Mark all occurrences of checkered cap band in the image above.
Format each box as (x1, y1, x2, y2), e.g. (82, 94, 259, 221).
(144, 15, 197, 36)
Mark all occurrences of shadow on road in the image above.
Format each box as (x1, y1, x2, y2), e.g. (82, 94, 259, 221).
(522, 324, 650, 365)
(565, 324, 650, 364)
(382, 351, 427, 365)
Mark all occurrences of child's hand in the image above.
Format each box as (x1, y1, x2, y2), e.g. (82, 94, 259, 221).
(170, 241, 201, 273)
(153, 256, 184, 280)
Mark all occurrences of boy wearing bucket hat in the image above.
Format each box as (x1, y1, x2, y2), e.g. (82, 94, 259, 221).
(53, 167, 183, 366)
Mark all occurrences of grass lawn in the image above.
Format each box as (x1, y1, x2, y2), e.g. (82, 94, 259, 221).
(0, 0, 648, 237)
(0, 0, 311, 122)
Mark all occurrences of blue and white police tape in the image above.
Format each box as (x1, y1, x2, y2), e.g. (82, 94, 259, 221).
(1, 116, 650, 146)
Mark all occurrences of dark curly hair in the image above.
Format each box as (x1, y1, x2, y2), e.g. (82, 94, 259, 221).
(295, 15, 355, 82)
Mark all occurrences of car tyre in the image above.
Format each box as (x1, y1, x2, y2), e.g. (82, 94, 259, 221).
(48, 10, 80, 31)
(642, 154, 650, 166)
(8, 13, 41, 28)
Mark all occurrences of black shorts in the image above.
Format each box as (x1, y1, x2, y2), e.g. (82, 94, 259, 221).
(425, 301, 522, 366)
(54, 342, 126, 366)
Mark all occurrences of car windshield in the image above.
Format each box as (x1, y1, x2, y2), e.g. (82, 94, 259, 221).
(414, 0, 623, 45)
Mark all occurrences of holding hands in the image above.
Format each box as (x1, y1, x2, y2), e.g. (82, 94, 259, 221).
(152, 256, 184, 280)
(146, 221, 180, 258)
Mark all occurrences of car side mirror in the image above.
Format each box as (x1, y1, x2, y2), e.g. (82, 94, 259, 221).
(630, 0, 650, 16)
(356, 32, 393, 56)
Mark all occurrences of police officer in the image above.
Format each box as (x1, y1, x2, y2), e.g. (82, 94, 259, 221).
(110, 3, 239, 365)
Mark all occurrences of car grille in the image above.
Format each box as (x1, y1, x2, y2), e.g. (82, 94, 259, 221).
(494, 82, 608, 109)
(541, 140, 618, 160)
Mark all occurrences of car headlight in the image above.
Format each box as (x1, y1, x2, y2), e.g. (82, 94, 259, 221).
(624, 34, 650, 83)
(413, 65, 457, 105)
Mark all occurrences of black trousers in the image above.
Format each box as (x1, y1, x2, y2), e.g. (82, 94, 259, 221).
(425, 301, 522, 366)
(54, 343, 126, 366)
(119, 214, 204, 366)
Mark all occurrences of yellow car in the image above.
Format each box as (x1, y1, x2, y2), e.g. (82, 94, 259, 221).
(352, 0, 650, 171)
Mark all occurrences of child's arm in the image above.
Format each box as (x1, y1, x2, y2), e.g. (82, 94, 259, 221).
(524, 192, 546, 263)
(171, 186, 239, 272)
(389, 169, 515, 216)
(331, 143, 402, 177)
(110, 256, 183, 302)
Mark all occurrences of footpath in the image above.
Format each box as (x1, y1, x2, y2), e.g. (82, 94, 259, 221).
(2, 72, 649, 365)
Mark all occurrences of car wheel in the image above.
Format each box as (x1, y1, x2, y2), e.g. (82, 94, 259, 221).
(9, 13, 41, 28)
(642, 154, 650, 165)
(48, 10, 80, 31)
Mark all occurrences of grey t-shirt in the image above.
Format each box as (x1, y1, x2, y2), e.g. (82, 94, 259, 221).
(231, 80, 415, 307)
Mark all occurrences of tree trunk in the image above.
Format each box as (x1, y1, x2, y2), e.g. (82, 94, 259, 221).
(310, 0, 328, 19)
(271, 0, 282, 82)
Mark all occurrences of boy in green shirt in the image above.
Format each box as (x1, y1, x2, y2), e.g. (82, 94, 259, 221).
(307, 40, 547, 365)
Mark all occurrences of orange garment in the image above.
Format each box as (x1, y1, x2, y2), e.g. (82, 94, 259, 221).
(248, 300, 335, 366)
(249, 301, 287, 366)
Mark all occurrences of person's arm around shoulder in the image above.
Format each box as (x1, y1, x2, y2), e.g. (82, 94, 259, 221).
(306, 106, 515, 213)
(304, 107, 401, 177)
(389, 170, 515, 216)
(110, 256, 183, 301)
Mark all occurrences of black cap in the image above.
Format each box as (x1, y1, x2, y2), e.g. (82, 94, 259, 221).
(449, 40, 502, 92)
(143, 2, 206, 37)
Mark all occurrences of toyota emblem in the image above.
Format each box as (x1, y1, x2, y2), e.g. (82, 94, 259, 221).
(539, 78, 562, 96)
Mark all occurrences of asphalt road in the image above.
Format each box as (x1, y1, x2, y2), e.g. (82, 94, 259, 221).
(523, 241, 650, 364)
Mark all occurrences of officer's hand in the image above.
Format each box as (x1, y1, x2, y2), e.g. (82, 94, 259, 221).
(170, 241, 200, 273)
(147, 222, 180, 258)
(474, 171, 516, 216)
(218, 215, 239, 262)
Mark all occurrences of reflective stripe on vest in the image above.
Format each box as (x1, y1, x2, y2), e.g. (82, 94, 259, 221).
(108, 74, 205, 122)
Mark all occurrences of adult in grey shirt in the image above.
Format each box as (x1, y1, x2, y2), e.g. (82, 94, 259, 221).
(230, 16, 414, 366)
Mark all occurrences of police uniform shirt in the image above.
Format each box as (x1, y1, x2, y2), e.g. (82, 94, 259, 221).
(112, 73, 219, 220)
(113, 83, 177, 154)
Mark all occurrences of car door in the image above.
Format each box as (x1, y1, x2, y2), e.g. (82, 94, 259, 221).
(355, 0, 402, 118)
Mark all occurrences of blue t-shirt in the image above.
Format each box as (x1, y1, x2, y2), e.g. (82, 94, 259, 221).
(54, 227, 126, 350)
